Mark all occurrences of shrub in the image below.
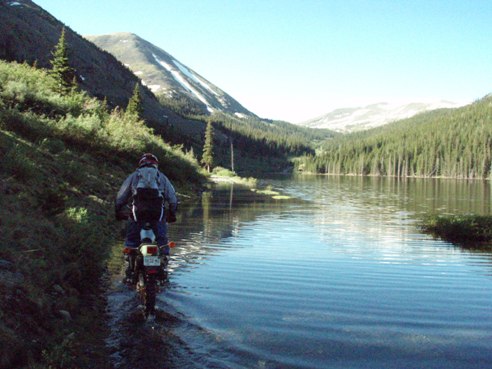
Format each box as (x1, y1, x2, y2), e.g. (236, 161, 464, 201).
(65, 207, 89, 225)
(39, 137, 65, 154)
(212, 166, 236, 177)
(1, 143, 37, 180)
(101, 110, 149, 152)
(63, 159, 86, 185)
(37, 185, 68, 216)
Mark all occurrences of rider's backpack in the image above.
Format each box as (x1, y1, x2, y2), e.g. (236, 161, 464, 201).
(132, 167, 163, 222)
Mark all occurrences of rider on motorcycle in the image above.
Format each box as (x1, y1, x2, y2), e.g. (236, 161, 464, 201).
(115, 153, 178, 282)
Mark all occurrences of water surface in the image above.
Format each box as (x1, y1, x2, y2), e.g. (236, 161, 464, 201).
(108, 176, 492, 369)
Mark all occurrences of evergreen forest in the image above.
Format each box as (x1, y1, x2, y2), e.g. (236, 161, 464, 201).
(295, 96, 492, 180)
(157, 98, 335, 174)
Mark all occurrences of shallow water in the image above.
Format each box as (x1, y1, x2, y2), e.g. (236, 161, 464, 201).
(107, 176, 492, 369)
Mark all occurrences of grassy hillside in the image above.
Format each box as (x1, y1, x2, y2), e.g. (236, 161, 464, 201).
(0, 60, 205, 368)
(1, 1, 169, 126)
(295, 96, 492, 179)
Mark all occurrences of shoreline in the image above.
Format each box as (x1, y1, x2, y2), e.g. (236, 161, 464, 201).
(420, 214, 492, 248)
(296, 171, 491, 181)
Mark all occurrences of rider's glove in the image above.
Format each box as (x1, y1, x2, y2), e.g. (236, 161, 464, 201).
(166, 211, 177, 223)
(115, 206, 128, 221)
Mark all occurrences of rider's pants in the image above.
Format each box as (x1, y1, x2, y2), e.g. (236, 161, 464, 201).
(124, 219, 170, 255)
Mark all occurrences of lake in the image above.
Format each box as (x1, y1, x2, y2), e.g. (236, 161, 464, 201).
(107, 176, 492, 369)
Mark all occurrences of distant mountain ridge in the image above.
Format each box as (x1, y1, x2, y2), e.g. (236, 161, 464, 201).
(301, 101, 463, 133)
(85, 32, 255, 118)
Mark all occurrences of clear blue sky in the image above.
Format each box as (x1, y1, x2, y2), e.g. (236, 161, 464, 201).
(34, 0, 492, 122)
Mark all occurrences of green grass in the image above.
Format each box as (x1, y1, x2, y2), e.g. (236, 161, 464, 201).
(420, 214, 492, 246)
(0, 60, 206, 368)
(210, 166, 258, 187)
(250, 185, 293, 200)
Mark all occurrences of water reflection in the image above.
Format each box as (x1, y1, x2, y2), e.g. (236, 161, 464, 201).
(167, 184, 303, 272)
(285, 175, 492, 215)
(109, 177, 492, 369)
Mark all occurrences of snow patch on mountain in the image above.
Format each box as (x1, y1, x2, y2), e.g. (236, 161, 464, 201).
(85, 32, 255, 117)
(301, 101, 464, 133)
(152, 53, 214, 112)
(148, 85, 161, 92)
(172, 60, 220, 98)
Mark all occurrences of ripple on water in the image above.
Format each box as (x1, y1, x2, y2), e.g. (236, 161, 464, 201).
(108, 178, 492, 369)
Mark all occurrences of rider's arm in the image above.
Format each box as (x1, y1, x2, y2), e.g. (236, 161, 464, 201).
(115, 173, 136, 213)
(159, 172, 178, 213)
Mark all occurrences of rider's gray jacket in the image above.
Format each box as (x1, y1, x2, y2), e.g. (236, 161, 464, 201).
(115, 169, 178, 214)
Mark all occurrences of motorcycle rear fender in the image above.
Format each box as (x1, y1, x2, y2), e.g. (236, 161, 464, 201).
(140, 227, 156, 243)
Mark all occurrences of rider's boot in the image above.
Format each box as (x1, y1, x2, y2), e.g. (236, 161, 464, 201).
(123, 254, 133, 284)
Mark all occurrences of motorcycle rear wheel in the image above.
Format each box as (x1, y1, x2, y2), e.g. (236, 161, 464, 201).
(143, 274, 157, 316)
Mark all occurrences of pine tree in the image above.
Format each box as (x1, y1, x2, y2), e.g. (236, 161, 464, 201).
(49, 28, 76, 95)
(201, 120, 214, 173)
(70, 75, 79, 93)
(126, 82, 143, 118)
(95, 96, 110, 121)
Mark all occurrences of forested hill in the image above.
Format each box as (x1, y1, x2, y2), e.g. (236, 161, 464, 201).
(295, 95, 492, 179)
(207, 112, 334, 173)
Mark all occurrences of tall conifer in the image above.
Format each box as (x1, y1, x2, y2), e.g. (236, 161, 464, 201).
(201, 119, 214, 173)
(49, 28, 76, 95)
(126, 83, 143, 118)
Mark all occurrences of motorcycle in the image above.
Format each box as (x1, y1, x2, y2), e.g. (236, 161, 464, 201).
(123, 222, 175, 317)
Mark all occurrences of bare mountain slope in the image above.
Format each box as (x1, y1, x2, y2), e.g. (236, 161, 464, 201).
(85, 32, 255, 118)
(301, 101, 462, 133)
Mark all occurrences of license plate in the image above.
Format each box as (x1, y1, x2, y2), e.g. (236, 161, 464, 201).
(143, 256, 160, 266)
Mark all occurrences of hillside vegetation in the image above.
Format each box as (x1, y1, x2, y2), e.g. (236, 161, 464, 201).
(0, 60, 205, 368)
(156, 104, 334, 174)
(421, 214, 492, 246)
(208, 112, 333, 174)
(295, 96, 492, 179)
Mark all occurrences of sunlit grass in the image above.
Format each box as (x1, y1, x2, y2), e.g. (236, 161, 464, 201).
(210, 166, 257, 187)
(251, 185, 292, 200)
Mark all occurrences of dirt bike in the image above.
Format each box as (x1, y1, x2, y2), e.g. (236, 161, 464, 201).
(123, 223, 175, 317)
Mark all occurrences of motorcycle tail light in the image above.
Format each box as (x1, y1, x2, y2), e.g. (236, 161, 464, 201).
(147, 246, 158, 255)
(123, 247, 132, 254)
(168, 241, 176, 248)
